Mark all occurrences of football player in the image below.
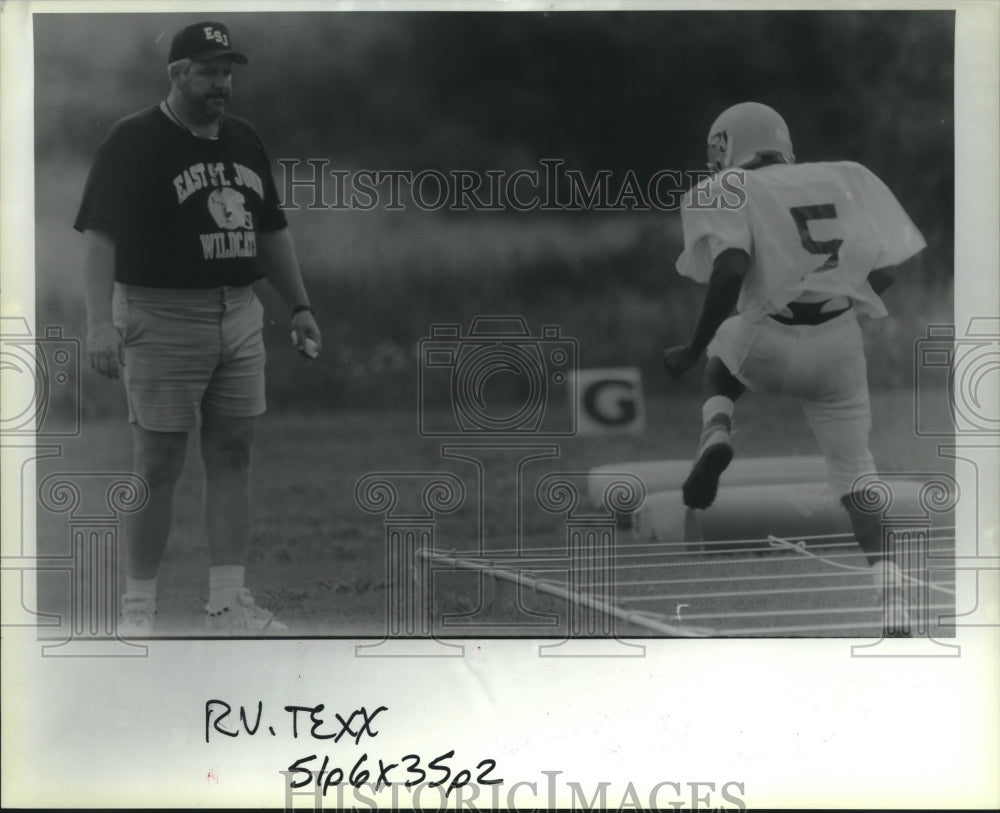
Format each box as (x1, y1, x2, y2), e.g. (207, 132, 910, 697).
(662, 102, 926, 635)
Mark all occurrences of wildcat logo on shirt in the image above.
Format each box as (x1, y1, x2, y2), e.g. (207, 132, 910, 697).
(200, 189, 256, 258)
(171, 161, 265, 260)
(208, 187, 252, 229)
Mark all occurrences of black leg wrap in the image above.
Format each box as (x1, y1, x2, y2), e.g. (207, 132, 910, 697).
(841, 492, 886, 566)
(704, 356, 746, 401)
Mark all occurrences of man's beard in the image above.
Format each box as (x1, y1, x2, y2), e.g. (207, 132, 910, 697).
(201, 94, 229, 119)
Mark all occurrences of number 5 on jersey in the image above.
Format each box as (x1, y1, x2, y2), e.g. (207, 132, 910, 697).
(790, 204, 842, 272)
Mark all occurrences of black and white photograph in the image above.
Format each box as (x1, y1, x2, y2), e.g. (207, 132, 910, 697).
(2, 1, 998, 809)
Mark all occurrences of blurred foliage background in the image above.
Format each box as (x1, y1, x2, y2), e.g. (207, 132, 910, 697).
(33, 10, 953, 418)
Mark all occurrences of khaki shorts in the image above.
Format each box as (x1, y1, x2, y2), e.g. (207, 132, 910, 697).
(114, 284, 266, 432)
(709, 309, 876, 496)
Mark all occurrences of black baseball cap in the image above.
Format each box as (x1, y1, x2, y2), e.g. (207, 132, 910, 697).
(168, 22, 248, 64)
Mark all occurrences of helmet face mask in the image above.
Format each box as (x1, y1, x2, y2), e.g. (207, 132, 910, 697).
(706, 129, 732, 171)
(705, 102, 795, 171)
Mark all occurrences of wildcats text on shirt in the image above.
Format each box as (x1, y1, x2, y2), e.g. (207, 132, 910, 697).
(200, 230, 257, 259)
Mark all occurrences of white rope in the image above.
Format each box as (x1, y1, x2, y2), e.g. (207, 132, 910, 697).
(636, 602, 955, 622)
(767, 535, 957, 597)
(611, 567, 952, 589)
(441, 526, 956, 558)
(414, 519, 957, 636)
(713, 619, 952, 635)
(445, 538, 957, 574)
(615, 582, 897, 602)
(523, 569, 957, 604)
(609, 547, 954, 574)
(429, 545, 956, 599)
(419, 549, 714, 638)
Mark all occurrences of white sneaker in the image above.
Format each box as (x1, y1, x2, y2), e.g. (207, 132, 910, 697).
(871, 561, 911, 637)
(119, 593, 155, 638)
(682, 414, 733, 510)
(205, 588, 288, 635)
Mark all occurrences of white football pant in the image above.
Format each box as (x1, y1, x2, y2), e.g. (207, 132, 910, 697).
(709, 309, 877, 496)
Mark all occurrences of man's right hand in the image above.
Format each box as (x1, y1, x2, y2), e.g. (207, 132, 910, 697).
(87, 321, 124, 379)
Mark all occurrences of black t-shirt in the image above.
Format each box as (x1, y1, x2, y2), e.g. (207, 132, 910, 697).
(74, 105, 288, 288)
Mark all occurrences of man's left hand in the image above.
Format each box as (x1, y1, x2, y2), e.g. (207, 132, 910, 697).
(291, 311, 322, 358)
(662, 344, 700, 378)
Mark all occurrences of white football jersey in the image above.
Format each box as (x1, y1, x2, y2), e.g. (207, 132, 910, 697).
(676, 161, 926, 319)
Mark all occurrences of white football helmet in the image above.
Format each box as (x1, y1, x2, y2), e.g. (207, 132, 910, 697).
(706, 102, 795, 171)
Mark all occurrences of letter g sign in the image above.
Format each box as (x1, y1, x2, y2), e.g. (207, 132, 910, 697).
(572, 368, 646, 435)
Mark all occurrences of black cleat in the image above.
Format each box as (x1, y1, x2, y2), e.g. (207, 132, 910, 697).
(682, 416, 733, 510)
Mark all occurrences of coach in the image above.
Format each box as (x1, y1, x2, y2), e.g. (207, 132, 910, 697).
(75, 21, 321, 635)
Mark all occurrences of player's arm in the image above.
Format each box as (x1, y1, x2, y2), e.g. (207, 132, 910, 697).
(688, 248, 750, 356)
(258, 227, 322, 356)
(82, 229, 124, 379)
(663, 248, 750, 377)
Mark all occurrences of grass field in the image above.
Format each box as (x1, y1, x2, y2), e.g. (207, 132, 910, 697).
(33, 387, 955, 639)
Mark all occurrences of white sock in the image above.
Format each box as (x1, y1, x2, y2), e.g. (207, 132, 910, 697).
(125, 577, 157, 603)
(702, 396, 735, 425)
(209, 565, 246, 611)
